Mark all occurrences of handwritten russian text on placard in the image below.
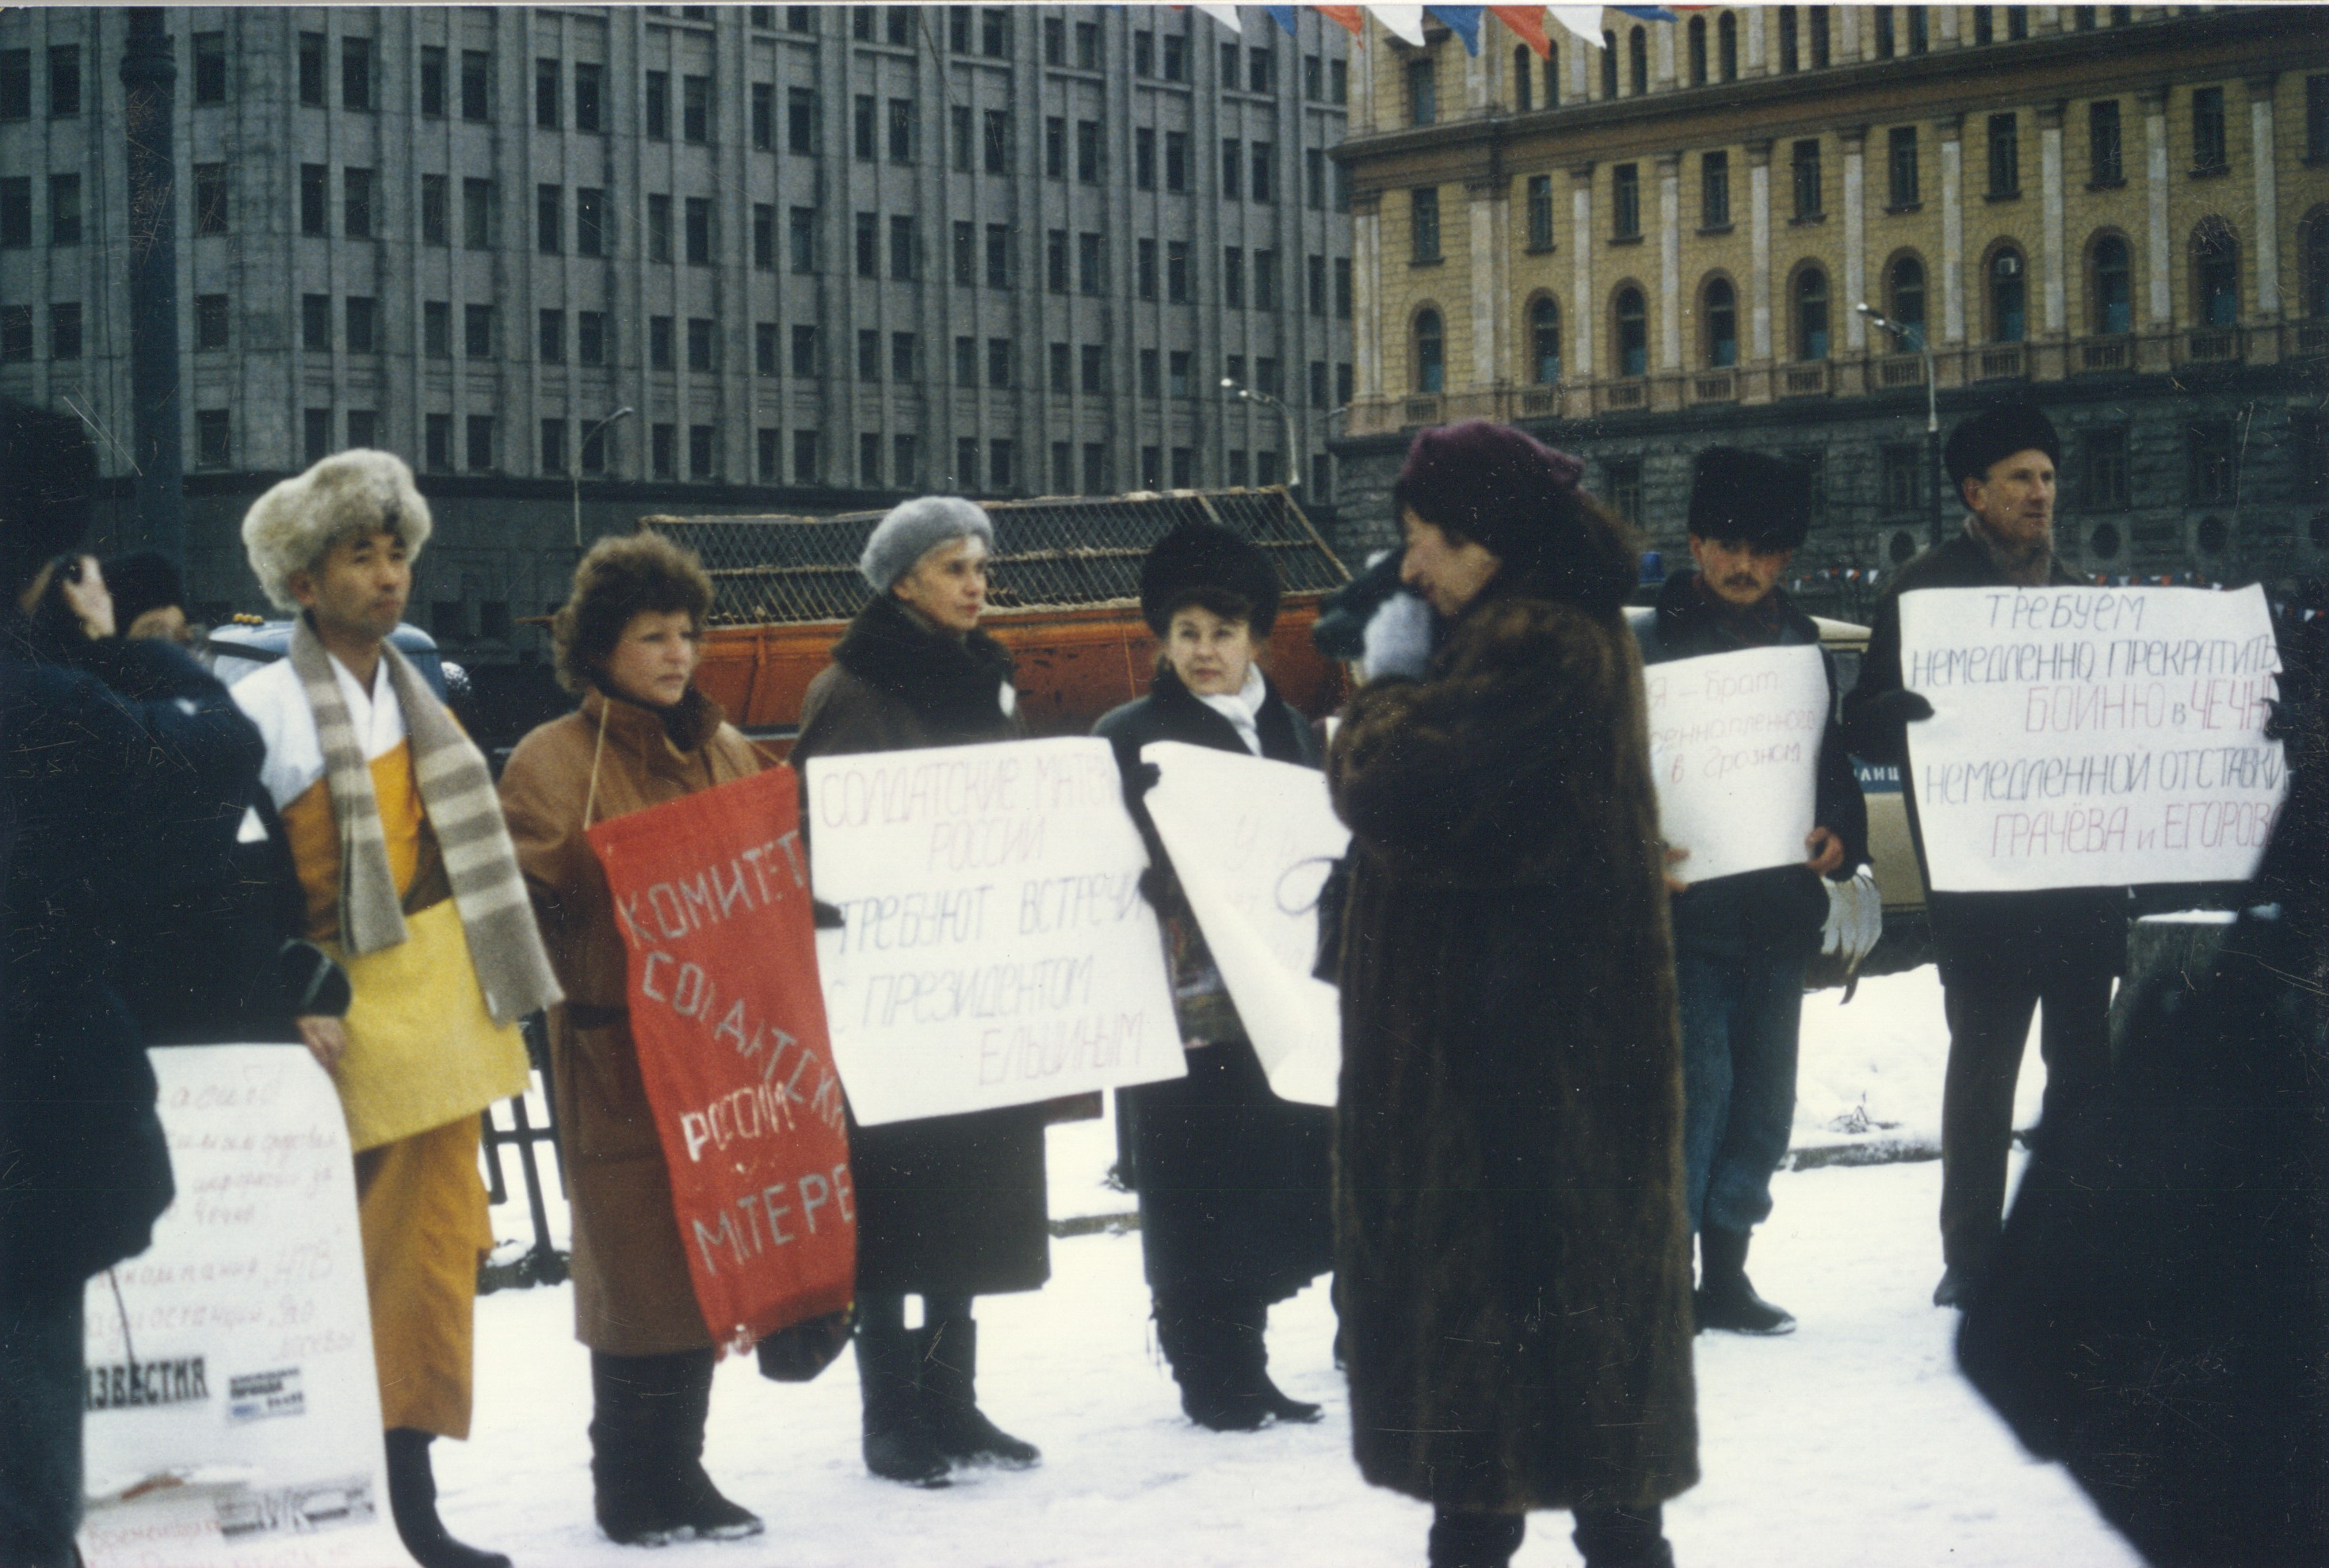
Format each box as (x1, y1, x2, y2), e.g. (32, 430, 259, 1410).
(1899, 584, 2285, 891)
(805, 738, 1185, 1126)
(79, 1045, 395, 1568)
(1140, 742, 1349, 1108)
(1643, 644, 1828, 886)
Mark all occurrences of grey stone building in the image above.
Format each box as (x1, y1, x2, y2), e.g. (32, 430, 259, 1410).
(0, 5, 1354, 658)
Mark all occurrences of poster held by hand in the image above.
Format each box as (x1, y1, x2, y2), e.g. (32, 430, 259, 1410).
(1643, 644, 1829, 885)
(587, 765, 854, 1352)
(1139, 742, 1349, 1108)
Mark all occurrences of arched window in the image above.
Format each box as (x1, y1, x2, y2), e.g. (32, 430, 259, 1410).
(1601, 31, 1617, 97)
(1990, 247, 2027, 342)
(1628, 26, 1648, 94)
(1717, 11, 1738, 81)
(1513, 45, 1533, 111)
(2194, 218, 2239, 326)
(1704, 277, 1738, 367)
(2304, 212, 2329, 319)
(1615, 287, 1648, 376)
(1544, 48, 1560, 107)
(1414, 308, 1444, 393)
(1794, 267, 1830, 361)
(1889, 257, 1927, 345)
(1529, 297, 1563, 383)
(1688, 15, 1708, 84)
(2092, 235, 2132, 334)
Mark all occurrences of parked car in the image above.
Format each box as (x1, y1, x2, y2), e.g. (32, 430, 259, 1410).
(207, 616, 458, 703)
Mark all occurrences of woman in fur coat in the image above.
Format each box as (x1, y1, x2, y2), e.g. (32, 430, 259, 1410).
(788, 497, 1048, 1488)
(498, 533, 768, 1547)
(1091, 521, 1336, 1432)
(1328, 422, 1698, 1568)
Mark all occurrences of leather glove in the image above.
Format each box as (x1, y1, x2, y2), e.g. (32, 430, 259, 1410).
(1861, 689, 1935, 728)
(811, 898, 846, 930)
(1819, 867, 1885, 973)
(1129, 761, 1163, 797)
(2264, 696, 2312, 745)
(1360, 590, 1435, 682)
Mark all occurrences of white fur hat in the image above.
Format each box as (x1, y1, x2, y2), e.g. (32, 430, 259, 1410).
(241, 449, 432, 609)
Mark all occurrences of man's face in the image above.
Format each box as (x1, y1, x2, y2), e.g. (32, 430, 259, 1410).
(288, 528, 410, 648)
(1962, 448, 2056, 553)
(1688, 535, 1793, 609)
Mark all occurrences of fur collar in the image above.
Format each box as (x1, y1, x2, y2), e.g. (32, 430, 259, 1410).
(832, 593, 1017, 738)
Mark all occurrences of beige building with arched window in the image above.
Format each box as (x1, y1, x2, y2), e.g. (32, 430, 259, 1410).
(1328, 5, 2329, 597)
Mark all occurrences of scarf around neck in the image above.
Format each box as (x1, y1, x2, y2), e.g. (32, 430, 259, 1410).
(1194, 662, 1269, 757)
(288, 617, 560, 1024)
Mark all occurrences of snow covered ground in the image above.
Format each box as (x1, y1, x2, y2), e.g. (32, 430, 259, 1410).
(441, 971, 2139, 1567)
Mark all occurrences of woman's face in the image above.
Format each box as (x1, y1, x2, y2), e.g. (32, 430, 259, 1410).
(1163, 605, 1258, 697)
(892, 535, 990, 635)
(600, 608, 701, 709)
(1398, 509, 1502, 617)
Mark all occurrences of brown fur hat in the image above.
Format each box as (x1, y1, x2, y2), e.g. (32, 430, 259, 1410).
(552, 532, 714, 693)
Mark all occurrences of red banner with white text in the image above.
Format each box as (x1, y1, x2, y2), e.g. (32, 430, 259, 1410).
(586, 765, 853, 1352)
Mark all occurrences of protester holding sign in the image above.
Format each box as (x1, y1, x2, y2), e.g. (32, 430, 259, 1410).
(1842, 404, 2129, 1310)
(1636, 449, 1868, 1338)
(232, 452, 559, 1568)
(1330, 422, 1697, 1568)
(789, 496, 1047, 1486)
(497, 535, 772, 1546)
(1091, 522, 1334, 1433)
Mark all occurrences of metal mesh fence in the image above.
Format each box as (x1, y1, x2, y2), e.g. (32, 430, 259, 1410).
(640, 487, 1350, 627)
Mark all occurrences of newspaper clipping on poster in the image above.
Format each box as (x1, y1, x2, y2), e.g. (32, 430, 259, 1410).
(78, 1045, 394, 1568)
(804, 737, 1185, 1126)
(1643, 644, 1829, 886)
(1900, 583, 2285, 891)
(1140, 742, 1350, 1108)
(586, 765, 856, 1349)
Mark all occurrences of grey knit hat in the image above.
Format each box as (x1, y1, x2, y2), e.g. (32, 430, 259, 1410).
(857, 495, 997, 593)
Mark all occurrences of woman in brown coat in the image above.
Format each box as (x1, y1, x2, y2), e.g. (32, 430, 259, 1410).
(788, 495, 1049, 1488)
(498, 533, 766, 1547)
(1330, 423, 1697, 1568)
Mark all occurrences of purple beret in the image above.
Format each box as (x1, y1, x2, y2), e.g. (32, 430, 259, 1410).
(1392, 422, 1586, 566)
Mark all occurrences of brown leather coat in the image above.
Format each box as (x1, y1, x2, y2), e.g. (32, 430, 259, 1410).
(498, 687, 764, 1354)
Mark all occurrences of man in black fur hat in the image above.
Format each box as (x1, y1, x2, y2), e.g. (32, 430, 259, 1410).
(1636, 448, 1867, 1336)
(1842, 403, 2129, 1309)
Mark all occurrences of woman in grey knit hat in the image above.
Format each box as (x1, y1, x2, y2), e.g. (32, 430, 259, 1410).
(789, 496, 1049, 1488)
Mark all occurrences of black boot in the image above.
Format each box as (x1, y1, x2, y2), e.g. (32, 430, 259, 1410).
(661, 1352, 762, 1540)
(854, 1302, 951, 1487)
(1693, 1227, 1796, 1336)
(590, 1352, 687, 1545)
(1233, 1297, 1323, 1425)
(1427, 1509, 1525, 1568)
(1572, 1505, 1674, 1568)
(1155, 1295, 1269, 1432)
(384, 1429, 511, 1568)
(918, 1310, 1040, 1468)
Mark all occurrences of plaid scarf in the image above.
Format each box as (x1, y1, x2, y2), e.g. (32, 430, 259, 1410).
(288, 618, 560, 1024)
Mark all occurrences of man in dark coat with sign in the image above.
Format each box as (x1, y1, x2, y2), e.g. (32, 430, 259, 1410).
(1842, 403, 2129, 1309)
(789, 496, 1048, 1487)
(1635, 448, 1868, 1337)
(1330, 422, 1697, 1568)
(1093, 521, 1335, 1432)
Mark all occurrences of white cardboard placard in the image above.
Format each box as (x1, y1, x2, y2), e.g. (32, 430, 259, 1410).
(1644, 644, 1829, 886)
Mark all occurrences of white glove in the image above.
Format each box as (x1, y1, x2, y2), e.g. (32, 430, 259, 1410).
(1360, 590, 1435, 681)
(1819, 866, 1884, 973)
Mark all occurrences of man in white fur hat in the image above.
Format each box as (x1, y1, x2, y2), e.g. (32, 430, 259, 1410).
(233, 450, 559, 1568)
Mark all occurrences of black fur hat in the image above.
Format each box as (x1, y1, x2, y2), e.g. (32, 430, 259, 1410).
(1139, 521, 1282, 638)
(0, 399, 98, 594)
(1688, 448, 1812, 552)
(1945, 402, 2060, 489)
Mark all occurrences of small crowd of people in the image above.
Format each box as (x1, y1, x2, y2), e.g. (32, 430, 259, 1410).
(4, 387, 2322, 1568)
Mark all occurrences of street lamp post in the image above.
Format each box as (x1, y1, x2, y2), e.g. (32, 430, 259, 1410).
(574, 407, 634, 548)
(1856, 303, 1944, 551)
(1220, 377, 1301, 491)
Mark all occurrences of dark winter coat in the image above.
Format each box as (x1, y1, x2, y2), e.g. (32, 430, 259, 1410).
(1328, 569, 1699, 1516)
(2, 616, 266, 1288)
(789, 593, 1050, 1299)
(1634, 570, 1868, 960)
(1842, 528, 2128, 982)
(1957, 699, 2329, 1566)
(500, 686, 765, 1354)
(1093, 665, 1334, 1307)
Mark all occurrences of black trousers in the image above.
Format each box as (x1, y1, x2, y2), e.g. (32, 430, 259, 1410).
(1938, 963, 2113, 1274)
(1428, 1505, 1667, 1568)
